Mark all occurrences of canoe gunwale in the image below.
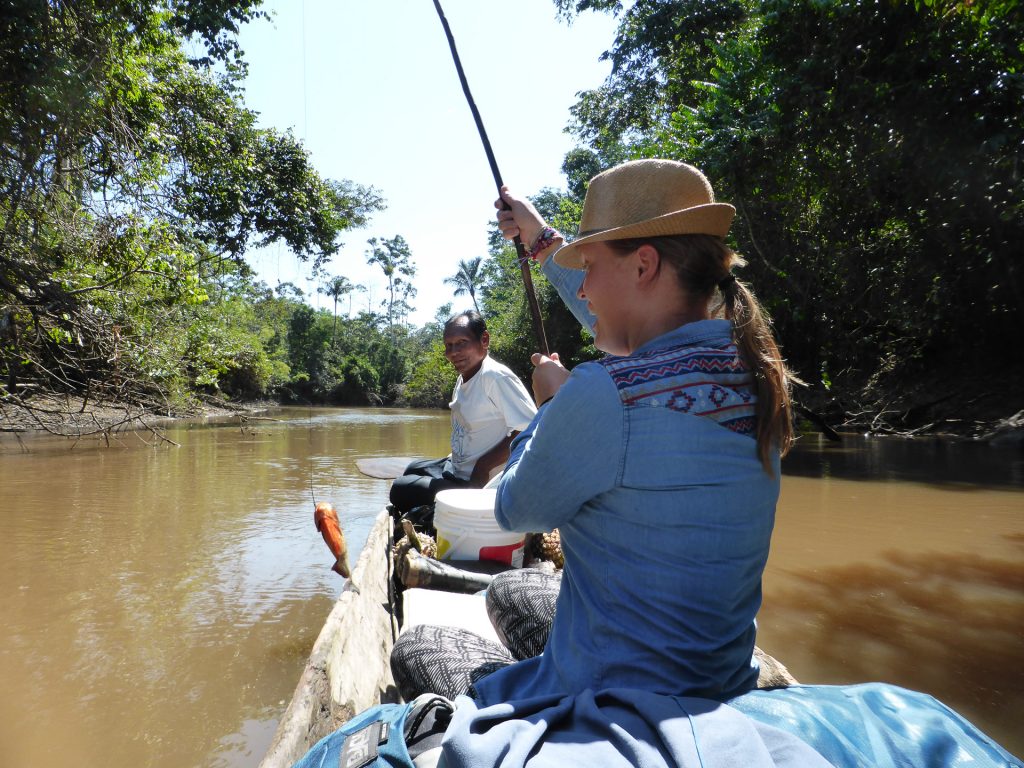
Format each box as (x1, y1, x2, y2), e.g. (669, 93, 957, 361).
(258, 509, 397, 768)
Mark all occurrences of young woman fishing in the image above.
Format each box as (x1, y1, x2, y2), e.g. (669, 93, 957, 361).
(486, 159, 796, 700)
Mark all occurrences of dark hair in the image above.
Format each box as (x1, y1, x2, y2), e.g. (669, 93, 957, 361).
(444, 309, 487, 340)
(608, 234, 796, 474)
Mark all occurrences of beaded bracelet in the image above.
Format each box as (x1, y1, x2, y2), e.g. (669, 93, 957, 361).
(526, 227, 562, 262)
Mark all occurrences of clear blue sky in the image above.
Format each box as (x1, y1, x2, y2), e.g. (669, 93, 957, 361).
(237, 0, 617, 324)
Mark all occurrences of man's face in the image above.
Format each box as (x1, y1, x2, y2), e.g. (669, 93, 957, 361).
(443, 319, 488, 379)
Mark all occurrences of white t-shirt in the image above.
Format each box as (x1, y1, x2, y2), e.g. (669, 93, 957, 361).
(449, 355, 537, 481)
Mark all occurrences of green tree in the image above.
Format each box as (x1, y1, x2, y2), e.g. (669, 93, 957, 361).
(552, 0, 1024, 419)
(402, 341, 457, 408)
(400, 302, 453, 407)
(444, 257, 485, 312)
(286, 304, 325, 384)
(251, 281, 305, 388)
(319, 275, 357, 343)
(393, 275, 418, 328)
(365, 235, 416, 336)
(0, 1, 383, 422)
(556, 0, 751, 161)
(693, 0, 1021, 383)
(348, 283, 367, 316)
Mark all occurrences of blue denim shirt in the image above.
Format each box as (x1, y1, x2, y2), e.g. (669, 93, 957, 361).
(472, 257, 780, 707)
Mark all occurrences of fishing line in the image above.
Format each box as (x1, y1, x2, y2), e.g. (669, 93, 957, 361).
(308, 401, 318, 507)
(429, 0, 550, 355)
(302, 0, 309, 143)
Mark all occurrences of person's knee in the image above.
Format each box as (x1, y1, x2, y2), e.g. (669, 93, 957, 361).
(486, 569, 561, 661)
(389, 475, 407, 504)
(389, 475, 414, 507)
(406, 457, 448, 478)
(390, 475, 436, 511)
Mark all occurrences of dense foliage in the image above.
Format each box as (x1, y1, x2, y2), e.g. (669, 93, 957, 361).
(546, 0, 1023, 423)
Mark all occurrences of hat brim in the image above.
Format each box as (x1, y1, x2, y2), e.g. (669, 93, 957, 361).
(553, 203, 736, 269)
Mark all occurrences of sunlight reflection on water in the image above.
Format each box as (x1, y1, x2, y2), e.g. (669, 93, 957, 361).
(0, 406, 452, 768)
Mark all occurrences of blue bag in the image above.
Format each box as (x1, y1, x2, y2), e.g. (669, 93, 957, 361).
(291, 696, 453, 768)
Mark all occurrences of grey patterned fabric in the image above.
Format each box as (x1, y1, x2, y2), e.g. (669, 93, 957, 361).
(391, 624, 514, 701)
(486, 568, 561, 660)
(391, 568, 563, 701)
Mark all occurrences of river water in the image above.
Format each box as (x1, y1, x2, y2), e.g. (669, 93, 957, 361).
(0, 407, 1020, 767)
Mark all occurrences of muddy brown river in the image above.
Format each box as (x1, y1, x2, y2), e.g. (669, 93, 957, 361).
(1, 407, 1021, 766)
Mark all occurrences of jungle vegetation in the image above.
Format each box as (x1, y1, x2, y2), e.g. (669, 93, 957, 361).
(2, 0, 1021, 435)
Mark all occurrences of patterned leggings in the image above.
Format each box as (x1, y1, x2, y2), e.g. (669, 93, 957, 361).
(390, 568, 561, 701)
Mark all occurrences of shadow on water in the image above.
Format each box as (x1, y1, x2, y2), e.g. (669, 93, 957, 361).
(762, 535, 1024, 758)
(784, 433, 1024, 488)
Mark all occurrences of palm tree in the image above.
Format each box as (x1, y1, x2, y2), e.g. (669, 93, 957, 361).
(366, 235, 416, 341)
(319, 275, 355, 343)
(444, 256, 484, 313)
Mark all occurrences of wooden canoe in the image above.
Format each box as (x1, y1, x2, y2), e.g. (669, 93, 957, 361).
(259, 510, 798, 767)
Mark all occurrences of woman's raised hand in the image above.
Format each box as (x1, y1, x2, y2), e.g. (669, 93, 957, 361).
(530, 352, 569, 406)
(495, 186, 546, 251)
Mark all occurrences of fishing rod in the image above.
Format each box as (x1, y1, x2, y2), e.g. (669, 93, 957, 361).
(429, 0, 550, 356)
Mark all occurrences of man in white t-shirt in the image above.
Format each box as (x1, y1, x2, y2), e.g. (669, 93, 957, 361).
(389, 310, 537, 513)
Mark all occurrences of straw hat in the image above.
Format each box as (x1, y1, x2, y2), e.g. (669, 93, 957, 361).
(554, 159, 735, 269)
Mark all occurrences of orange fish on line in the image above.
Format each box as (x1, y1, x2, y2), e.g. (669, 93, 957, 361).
(314, 501, 351, 579)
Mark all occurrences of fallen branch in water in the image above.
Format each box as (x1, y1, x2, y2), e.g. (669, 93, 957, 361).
(0, 392, 180, 447)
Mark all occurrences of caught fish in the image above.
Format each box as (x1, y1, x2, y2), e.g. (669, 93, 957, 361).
(314, 501, 352, 579)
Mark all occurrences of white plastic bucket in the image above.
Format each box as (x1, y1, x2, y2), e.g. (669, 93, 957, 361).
(434, 488, 525, 567)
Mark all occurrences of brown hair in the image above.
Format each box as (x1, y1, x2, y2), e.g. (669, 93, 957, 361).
(609, 235, 796, 473)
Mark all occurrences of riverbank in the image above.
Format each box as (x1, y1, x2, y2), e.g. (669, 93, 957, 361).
(2, 375, 1022, 447)
(0, 393, 276, 441)
(798, 368, 1024, 445)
